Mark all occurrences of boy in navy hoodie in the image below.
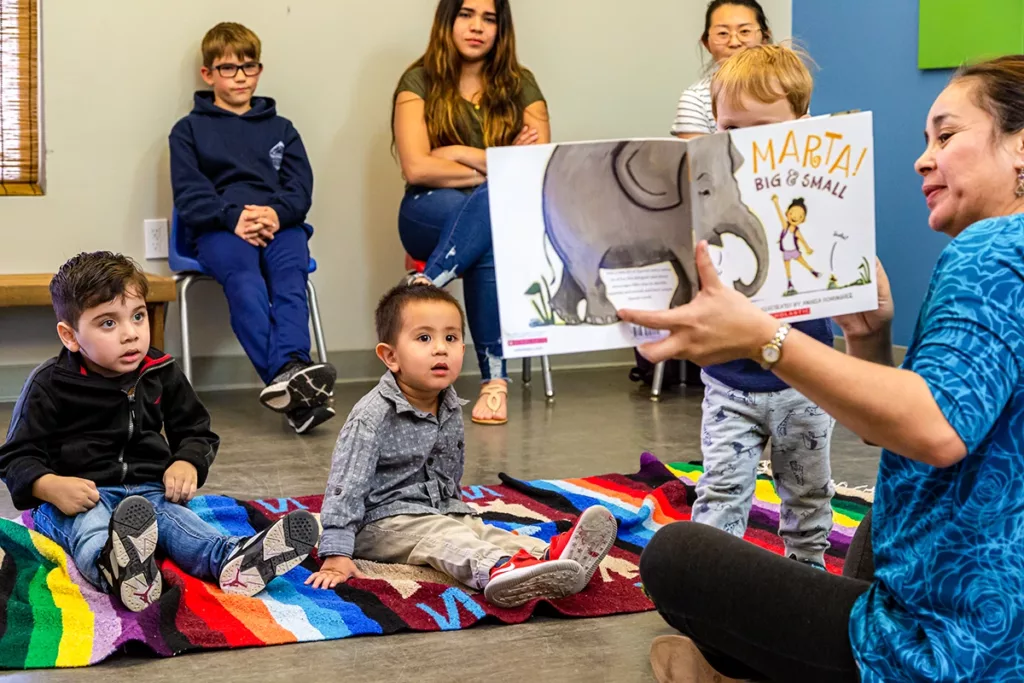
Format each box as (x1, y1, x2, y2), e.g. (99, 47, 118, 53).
(170, 22, 336, 434)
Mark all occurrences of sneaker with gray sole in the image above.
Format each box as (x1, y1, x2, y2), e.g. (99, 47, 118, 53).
(218, 510, 320, 597)
(97, 495, 162, 612)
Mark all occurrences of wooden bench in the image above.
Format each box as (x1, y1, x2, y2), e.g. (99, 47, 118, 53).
(0, 273, 177, 349)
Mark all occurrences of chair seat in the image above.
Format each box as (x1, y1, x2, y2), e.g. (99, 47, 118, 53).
(167, 250, 204, 275)
(405, 254, 426, 274)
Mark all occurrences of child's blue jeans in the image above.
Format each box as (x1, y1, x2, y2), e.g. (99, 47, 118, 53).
(32, 482, 240, 591)
(195, 226, 312, 384)
(398, 183, 508, 382)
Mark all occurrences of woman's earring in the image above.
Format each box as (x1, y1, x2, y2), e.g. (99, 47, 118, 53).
(1016, 169, 1024, 198)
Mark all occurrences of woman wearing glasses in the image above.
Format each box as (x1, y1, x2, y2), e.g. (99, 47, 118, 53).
(391, 0, 550, 426)
(671, 0, 771, 139)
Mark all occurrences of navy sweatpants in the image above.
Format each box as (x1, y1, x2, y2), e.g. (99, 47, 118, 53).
(195, 226, 311, 384)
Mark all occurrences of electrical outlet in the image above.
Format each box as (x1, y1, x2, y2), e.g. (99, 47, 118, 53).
(144, 218, 169, 260)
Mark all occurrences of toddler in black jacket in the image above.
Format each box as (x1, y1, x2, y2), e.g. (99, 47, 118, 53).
(0, 252, 319, 611)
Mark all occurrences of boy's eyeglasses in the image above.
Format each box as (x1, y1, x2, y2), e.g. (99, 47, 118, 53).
(212, 62, 263, 78)
(709, 27, 761, 44)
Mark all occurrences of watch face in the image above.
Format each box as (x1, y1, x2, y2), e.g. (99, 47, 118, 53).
(762, 346, 781, 364)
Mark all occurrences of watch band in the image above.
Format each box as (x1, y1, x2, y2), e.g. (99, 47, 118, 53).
(760, 323, 792, 370)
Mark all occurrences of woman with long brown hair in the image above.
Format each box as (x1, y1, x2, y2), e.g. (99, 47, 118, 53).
(392, 0, 549, 425)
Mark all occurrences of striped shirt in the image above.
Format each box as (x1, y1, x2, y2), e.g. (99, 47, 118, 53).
(671, 75, 716, 136)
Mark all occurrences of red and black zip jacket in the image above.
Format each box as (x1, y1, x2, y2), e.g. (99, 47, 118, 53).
(0, 348, 220, 511)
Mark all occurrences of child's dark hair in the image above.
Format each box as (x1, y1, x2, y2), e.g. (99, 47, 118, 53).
(375, 283, 466, 345)
(50, 252, 150, 328)
(701, 1, 772, 47)
(787, 197, 807, 213)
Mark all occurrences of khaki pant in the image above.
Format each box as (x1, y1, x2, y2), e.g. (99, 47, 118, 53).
(354, 514, 549, 590)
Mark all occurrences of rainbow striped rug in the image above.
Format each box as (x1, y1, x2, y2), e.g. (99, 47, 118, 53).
(0, 453, 870, 669)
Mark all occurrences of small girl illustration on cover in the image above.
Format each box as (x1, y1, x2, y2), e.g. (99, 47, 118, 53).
(772, 194, 819, 294)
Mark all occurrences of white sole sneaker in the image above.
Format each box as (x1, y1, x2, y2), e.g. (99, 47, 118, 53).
(557, 505, 618, 593)
(483, 558, 583, 608)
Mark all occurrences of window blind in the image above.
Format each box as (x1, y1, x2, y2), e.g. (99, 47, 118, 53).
(0, 0, 40, 195)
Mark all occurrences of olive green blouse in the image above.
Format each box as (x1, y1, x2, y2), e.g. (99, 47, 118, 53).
(396, 66, 545, 149)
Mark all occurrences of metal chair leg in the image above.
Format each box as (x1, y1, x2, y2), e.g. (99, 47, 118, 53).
(522, 357, 532, 385)
(541, 355, 555, 400)
(650, 361, 666, 402)
(307, 279, 329, 365)
(178, 275, 196, 383)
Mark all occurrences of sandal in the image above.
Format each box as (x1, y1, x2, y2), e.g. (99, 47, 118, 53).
(471, 383, 508, 426)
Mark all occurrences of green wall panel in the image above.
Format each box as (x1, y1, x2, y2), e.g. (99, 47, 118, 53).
(919, 0, 1024, 69)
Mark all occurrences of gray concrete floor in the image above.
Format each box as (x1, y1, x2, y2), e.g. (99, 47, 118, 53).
(0, 366, 880, 682)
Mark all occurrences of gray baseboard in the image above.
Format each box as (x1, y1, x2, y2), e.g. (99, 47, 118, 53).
(0, 346, 638, 401)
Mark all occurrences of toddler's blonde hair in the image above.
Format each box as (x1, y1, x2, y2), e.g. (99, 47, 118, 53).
(711, 44, 813, 119)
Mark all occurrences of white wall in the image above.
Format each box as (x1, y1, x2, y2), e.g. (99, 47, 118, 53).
(760, 0, 792, 50)
(0, 0, 791, 379)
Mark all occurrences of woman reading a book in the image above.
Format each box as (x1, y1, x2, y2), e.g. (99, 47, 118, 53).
(391, 0, 550, 425)
(670, 0, 772, 139)
(623, 55, 1024, 682)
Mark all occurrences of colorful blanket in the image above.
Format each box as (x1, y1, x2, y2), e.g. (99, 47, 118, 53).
(0, 454, 870, 669)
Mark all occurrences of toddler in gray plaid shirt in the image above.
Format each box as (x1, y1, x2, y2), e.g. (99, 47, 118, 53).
(306, 284, 618, 607)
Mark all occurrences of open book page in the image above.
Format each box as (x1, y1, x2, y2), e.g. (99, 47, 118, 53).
(487, 114, 876, 359)
(688, 112, 877, 323)
(488, 138, 690, 359)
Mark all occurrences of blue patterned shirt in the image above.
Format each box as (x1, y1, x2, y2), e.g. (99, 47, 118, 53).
(850, 215, 1024, 681)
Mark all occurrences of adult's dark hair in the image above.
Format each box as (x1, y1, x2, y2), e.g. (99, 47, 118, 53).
(954, 55, 1024, 136)
(701, 0, 772, 48)
(392, 0, 526, 149)
(50, 252, 150, 328)
(375, 283, 466, 345)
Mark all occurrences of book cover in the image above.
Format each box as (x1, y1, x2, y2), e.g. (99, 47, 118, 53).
(487, 112, 877, 359)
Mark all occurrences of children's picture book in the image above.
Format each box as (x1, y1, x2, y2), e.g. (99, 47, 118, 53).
(487, 112, 877, 359)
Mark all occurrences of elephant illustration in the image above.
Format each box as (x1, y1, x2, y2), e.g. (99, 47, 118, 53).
(540, 135, 770, 324)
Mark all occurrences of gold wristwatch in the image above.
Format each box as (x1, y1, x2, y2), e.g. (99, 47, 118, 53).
(759, 323, 792, 370)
